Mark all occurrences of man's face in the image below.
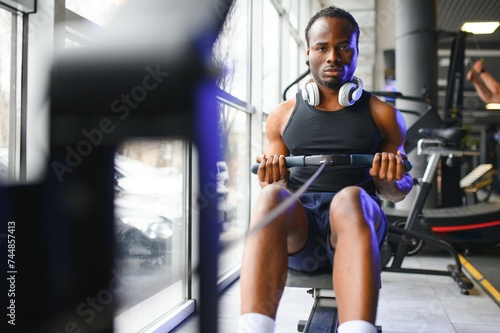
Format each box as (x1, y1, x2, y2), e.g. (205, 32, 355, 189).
(306, 17, 358, 90)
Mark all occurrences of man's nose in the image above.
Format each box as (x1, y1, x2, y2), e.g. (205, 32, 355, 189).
(326, 49, 340, 63)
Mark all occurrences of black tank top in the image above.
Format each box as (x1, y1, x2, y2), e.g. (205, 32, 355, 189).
(282, 90, 381, 194)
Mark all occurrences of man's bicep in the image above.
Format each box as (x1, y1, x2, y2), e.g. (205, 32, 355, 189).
(381, 107, 408, 153)
(379, 130, 406, 154)
(393, 110, 409, 153)
(264, 113, 290, 156)
(264, 137, 289, 156)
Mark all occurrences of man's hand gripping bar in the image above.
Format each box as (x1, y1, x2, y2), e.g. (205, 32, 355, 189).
(251, 154, 413, 174)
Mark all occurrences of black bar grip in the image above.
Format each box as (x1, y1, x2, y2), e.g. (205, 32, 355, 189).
(250, 155, 306, 174)
(350, 154, 375, 166)
(351, 154, 412, 172)
(350, 154, 412, 172)
(251, 154, 412, 174)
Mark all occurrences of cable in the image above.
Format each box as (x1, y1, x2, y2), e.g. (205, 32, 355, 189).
(246, 162, 327, 237)
(282, 68, 311, 101)
(220, 162, 327, 251)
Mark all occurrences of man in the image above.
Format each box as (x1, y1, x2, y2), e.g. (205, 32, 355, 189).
(238, 6, 413, 333)
(467, 59, 500, 105)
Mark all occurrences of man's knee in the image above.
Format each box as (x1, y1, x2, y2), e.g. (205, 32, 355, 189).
(251, 185, 292, 230)
(260, 185, 288, 203)
(330, 186, 364, 214)
(329, 187, 376, 233)
(253, 185, 287, 212)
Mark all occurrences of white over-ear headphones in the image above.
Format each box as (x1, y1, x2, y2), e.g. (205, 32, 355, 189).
(302, 76, 364, 107)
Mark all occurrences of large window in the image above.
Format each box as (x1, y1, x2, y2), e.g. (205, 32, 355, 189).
(213, 0, 249, 102)
(262, 0, 281, 113)
(113, 139, 189, 333)
(0, 0, 318, 331)
(61, 1, 254, 330)
(288, 0, 300, 31)
(213, 0, 252, 286)
(0, 6, 22, 182)
(217, 99, 250, 282)
(62, 2, 195, 331)
(287, 34, 300, 98)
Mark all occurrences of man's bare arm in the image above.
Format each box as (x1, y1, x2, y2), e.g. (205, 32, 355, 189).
(256, 101, 293, 187)
(369, 97, 413, 202)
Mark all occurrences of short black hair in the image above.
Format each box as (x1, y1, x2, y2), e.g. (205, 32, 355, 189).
(304, 6, 360, 48)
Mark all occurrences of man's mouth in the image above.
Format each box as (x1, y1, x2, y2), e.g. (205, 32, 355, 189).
(323, 67, 342, 75)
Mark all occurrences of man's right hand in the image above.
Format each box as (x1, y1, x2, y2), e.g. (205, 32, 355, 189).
(256, 154, 289, 185)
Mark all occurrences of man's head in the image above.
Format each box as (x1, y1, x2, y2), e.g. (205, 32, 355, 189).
(305, 7, 360, 90)
(305, 6, 360, 49)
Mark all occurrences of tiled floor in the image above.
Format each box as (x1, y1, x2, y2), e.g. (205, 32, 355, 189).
(172, 248, 500, 332)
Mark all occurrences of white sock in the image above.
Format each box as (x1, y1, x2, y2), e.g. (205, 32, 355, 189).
(338, 320, 377, 333)
(237, 313, 275, 333)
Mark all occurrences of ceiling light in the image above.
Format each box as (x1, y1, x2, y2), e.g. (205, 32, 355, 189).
(461, 22, 500, 34)
(486, 103, 500, 110)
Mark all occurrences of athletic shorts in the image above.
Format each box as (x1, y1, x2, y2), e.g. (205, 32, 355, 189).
(288, 192, 388, 273)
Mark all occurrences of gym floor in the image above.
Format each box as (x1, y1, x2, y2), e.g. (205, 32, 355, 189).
(173, 247, 500, 333)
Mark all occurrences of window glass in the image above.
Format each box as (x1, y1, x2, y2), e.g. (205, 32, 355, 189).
(288, 0, 299, 31)
(217, 101, 250, 279)
(262, 0, 281, 113)
(113, 139, 188, 333)
(66, 0, 129, 27)
(0, 8, 20, 182)
(212, 0, 251, 282)
(287, 35, 299, 99)
(262, 114, 269, 153)
(0, 9, 12, 181)
(213, 0, 248, 101)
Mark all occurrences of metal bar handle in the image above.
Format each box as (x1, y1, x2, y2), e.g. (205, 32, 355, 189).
(251, 154, 412, 174)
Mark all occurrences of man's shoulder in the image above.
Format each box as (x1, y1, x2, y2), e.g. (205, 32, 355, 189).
(266, 95, 299, 135)
(368, 93, 397, 113)
(270, 95, 298, 119)
(368, 93, 406, 136)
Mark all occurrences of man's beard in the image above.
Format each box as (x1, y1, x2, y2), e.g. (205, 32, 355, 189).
(318, 77, 342, 90)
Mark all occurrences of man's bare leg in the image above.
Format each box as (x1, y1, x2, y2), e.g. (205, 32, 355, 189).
(329, 187, 382, 325)
(240, 185, 309, 319)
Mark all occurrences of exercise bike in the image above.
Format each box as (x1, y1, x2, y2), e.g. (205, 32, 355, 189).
(380, 127, 500, 295)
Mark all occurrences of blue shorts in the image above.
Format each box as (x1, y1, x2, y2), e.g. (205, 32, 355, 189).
(288, 192, 388, 273)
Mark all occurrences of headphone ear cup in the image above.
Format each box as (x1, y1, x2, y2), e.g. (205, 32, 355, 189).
(304, 81, 320, 106)
(338, 82, 356, 106)
(338, 76, 363, 106)
(301, 87, 309, 104)
(351, 76, 363, 101)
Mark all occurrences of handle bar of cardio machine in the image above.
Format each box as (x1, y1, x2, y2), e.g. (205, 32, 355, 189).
(251, 154, 413, 174)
